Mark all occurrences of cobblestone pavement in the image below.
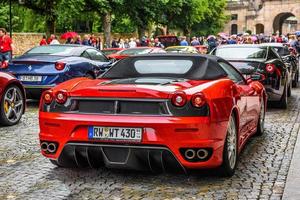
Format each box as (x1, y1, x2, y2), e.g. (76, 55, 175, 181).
(1, 88, 300, 200)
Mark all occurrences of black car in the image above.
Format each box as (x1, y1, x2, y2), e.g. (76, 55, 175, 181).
(260, 43, 299, 88)
(211, 44, 291, 108)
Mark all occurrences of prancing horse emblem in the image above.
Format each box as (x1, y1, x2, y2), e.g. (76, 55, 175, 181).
(28, 65, 32, 71)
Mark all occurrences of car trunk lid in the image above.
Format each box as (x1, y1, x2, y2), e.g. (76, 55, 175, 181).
(69, 78, 209, 99)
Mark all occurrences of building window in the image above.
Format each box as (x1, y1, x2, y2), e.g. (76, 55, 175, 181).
(231, 24, 238, 34)
(231, 14, 238, 21)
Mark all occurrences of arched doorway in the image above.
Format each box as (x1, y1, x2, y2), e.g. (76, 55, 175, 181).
(255, 24, 264, 34)
(273, 13, 297, 34)
(231, 24, 238, 35)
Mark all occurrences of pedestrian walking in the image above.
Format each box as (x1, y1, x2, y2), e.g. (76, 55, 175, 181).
(0, 28, 13, 66)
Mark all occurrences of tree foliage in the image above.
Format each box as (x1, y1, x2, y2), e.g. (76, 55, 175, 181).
(0, 0, 228, 40)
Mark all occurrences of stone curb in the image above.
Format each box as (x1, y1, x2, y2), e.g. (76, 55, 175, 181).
(282, 124, 300, 199)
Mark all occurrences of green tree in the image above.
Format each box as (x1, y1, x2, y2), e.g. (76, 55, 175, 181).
(123, 0, 163, 38)
(191, 0, 228, 36)
(0, 0, 61, 34)
(171, 0, 208, 39)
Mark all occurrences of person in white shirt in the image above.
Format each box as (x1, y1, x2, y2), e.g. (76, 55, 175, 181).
(128, 38, 137, 48)
(50, 36, 60, 45)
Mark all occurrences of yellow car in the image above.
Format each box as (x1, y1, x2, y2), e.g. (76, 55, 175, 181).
(165, 46, 200, 54)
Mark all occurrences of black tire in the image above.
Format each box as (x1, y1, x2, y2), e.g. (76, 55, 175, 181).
(278, 85, 288, 109)
(255, 98, 265, 136)
(292, 70, 299, 88)
(218, 114, 238, 177)
(0, 85, 24, 126)
(287, 83, 292, 97)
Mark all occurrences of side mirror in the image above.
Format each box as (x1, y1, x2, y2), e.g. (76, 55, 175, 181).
(109, 58, 116, 63)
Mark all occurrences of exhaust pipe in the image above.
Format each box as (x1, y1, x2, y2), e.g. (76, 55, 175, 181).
(184, 149, 196, 160)
(197, 149, 208, 160)
(41, 142, 48, 152)
(47, 143, 57, 153)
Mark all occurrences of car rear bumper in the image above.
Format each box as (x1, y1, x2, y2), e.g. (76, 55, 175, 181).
(24, 84, 56, 89)
(25, 85, 56, 99)
(39, 112, 228, 171)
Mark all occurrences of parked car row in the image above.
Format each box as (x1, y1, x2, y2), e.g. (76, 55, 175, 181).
(0, 43, 298, 177)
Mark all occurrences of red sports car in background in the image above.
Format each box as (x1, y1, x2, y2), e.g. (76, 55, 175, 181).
(0, 72, 25, 126)
(102, 48, 125, 56)
(107, 47, 166, 60)
(39, 54, 266, 176)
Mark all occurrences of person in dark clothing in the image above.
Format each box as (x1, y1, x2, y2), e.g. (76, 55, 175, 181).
(140, 36, 148, 47)
(82, 34, 91, 46)
(293, 35, 300, 54)
(207, 36, 217, 52)
(191, 37, 200, 46)
(111, 38, 119, 48)
(153, 38, 164, 48)
(65, 37, 73, 44)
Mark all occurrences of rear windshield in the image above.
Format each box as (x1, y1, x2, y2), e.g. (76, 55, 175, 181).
(134, 59, 193, 74)
(273, 47, 290, 56)
(26, 46, 76, 56)
(215, 47, 267, 59)
(101, 56, 227, 80)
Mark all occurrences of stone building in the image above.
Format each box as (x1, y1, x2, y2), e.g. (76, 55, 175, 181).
(223, 0, 300, 35)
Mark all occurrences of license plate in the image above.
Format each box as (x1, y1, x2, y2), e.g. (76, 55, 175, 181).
(88, 126, 142, 142)
(19, 75, 42, 82)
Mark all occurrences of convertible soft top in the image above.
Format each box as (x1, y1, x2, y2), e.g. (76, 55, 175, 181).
(102, 54, 228, 80)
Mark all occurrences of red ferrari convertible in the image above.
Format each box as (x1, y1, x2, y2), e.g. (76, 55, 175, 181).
(39, 54, 266, 176)
(0, 72, 25, 126)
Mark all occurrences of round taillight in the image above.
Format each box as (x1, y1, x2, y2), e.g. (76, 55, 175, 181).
(171, 91, 187, 107)
(55, 90, 68, 104)
(266, 64, 275, 73)
(191, 93, 206, 108)
(55, 62, 66, 71)
(43, 91, 53, 105)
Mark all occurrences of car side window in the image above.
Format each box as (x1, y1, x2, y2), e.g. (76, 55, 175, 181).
(86, 49, 108, 62)
(81, 51, 91, 59)
(268, 48, 279, 59)
(218, 62, 245, 84)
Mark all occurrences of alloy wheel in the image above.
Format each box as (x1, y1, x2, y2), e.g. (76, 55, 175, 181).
(3, 87, 24, 124)
(227, 116, 237, 170)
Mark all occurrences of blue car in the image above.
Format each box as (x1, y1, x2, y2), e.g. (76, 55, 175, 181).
(1, 45, 113, 99)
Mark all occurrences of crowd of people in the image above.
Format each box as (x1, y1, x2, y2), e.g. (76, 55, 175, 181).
(37, 31, 300, 56)
(2, 26, 300, 67)
(39, 34, 103, 49)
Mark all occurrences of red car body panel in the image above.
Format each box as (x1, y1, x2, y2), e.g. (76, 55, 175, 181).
(102, 48, 125, 56)
(39, 72, 266, 170)
(0, 72, 25, 103)
(107, 47, 164, 60)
